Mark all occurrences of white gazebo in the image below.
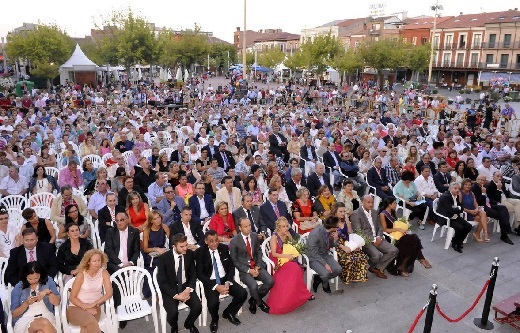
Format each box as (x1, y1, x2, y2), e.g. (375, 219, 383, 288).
(59, 44, 99, 86)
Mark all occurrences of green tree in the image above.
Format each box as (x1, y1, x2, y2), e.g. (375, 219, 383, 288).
(6, 23, 75, 81)
(329, 48, 363, 75)
(209, 42, 236, 73)
(405, 43, 431, 81)
(358, 39, 405, 85)
(283, 51, 308, 72)
(245, 52, 255, 66)
(157, 27, 209, 74)
(258, 47, 285, 69)
(299, 33, 344, 74)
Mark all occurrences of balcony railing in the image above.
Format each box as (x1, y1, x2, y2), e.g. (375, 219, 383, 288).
(481, 42, 519, 49)
(433, 61, 520, 70)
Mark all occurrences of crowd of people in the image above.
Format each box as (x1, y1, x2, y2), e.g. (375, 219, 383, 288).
(0, 76, 519, 333)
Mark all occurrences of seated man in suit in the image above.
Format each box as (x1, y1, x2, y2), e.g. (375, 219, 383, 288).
(4, 227, 58, 286)
(268, 124, 289, 162)
(436, 182, 473, 253)
(215, 176, 242, 212)
(323, 143, 342, 187)
(188, 182, 215, 223)
(300, 137, 318, 172)
(170, 207, 204, 250)
(259, 187, 294, 233)
(232, 195, 262, 237)
(286, 167, 307, 202)
(97, 193, 125, 243)
(307, 162, 332, 198)
(195, 230, 247, 333)
(305, 216, 342, 293)
(433, 161, 452, 193)
(157, 184, 185, 226)
(157, 233, 202, 333)
(367, 157, 393, 199)
(215, 142, 236, 170)
(350, 195, 398, 279)
(486, 171, 520, 238)
(104, 211, 141, 328)
(229, 217, 274, 314)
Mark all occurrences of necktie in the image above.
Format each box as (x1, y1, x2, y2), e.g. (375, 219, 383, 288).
(109, 207, 115, 223)
(211, 251, 221, 285)
(177, 255, 183, 292)
(222, 152, 229, 168)
(29, 250, 34, 262)
(246, 209, 256, 232)
(444, 173, 448, 183)
(273, 204, 280, 218)
(245, 236, 255, 268)
(120, 232, 128, 263)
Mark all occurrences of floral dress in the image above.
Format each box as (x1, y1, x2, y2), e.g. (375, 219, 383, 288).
(336, 221, 369, 284)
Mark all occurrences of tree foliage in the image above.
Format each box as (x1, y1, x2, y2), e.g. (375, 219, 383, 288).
(329, 48, 363, 74)
(157, 26, 210, 71)
(283, 51, 309, 71)
(404, 43, 431, 80)
(257, 47, 285, 69)
(6, 23, 75, 79)
(209, 42, 237, 71)
(298, 33, 344, 73)
(358, 39, 405, 74)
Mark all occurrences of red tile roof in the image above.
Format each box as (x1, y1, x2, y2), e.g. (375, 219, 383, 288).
(401, 16, 452, 30)
(436, 10, 520, 29)
(254, 32, 300, 42)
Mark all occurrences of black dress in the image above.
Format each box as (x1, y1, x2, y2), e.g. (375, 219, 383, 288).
(24, 218, 52, 244)
(56, 238, 94, 274)
(381, 210, 425, 275)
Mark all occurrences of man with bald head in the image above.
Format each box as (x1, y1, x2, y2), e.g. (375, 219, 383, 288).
(350, 195, 398, 279)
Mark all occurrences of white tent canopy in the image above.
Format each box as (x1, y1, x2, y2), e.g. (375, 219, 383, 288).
(59, 44, 99, 85)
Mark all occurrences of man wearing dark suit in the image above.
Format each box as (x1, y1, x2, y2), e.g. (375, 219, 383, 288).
(157, 234, 202, 333)
(433, 161, 451, 193)
(300, 138, 318, 169)
(97, 193, 125, 243)
(435, 183, 472, 253)
(366, 158, 393, 199)
(202, 137, 219, 160)
(259, 188, 294, 233)
(473, 175, 514, 244)
(323, 143, 342, 186)
(229, 218, 274, 314)
(195, 230, 247, 332)
(118, 176, 148, 207)
(170, 207, 205, 249)
(307, 163, 332, 198)
(416, 153, 437, 175)
(215, 142, 235, 170)
(188, 183, 215, 222)
(4, 228, 58, 286)
(305, 217, 342, 293)
(170, 143, 185, 162)
(285, 167, 307, 202)
(268, 124, 289, 162)
(232, 195, 261, 233)
(350, 195, 398, 279)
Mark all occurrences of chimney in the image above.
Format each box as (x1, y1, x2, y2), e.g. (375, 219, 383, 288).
(515, 8, 518, 10)
(236, 27, 240, 31)
(459, 12, 463, 15)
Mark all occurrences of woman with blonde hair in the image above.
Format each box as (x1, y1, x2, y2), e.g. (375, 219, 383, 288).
(66, 249, 113, 333)
(291, 187, 320, 235)
(268, 175, 290, 206)
(126, 191, 150, 232)
(265, 217, 314, 314)
(208, 201, 236, 242)
(141, 211, 169, 298)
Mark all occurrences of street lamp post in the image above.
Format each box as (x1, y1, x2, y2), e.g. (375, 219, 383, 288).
(242, 0, 247, 79)
(427, 1, 443, 86)
(1, 37, 6, 75)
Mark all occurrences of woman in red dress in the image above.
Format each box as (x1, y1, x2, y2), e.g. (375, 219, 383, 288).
(291, 187, 320, 235)
(266, 217, 313, 314)
(208, 201, 236, 242)
(126, 191, 150, 232)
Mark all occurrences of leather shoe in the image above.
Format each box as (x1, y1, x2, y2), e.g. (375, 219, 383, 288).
(258, 300, 270, 313)
(369, 267, 388, 279)
(119, 321, 127, 329)
(500, 235, 514, 245)
(209, 322, 218, 333)
(186, 326, 199, 333)
(222, 311, 241, 325)
(312, 275, 322, 292)
(514, 228, 520, 236)
(451, 243, 462, 253)
(171, 328, 178, 333)
(322, 284, 332, 293)
(248, 298, 257, 314)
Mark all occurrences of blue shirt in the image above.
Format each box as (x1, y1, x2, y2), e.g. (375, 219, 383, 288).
(11, 278, 59, 325)
(147, 182, 166, 209)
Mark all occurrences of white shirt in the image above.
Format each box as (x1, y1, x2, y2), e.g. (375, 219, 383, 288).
(182, 222, 197, 246)
(503, 145, 517, 155)
(118, 228, 129, 263)
(0, 175, 28, 195)
(172, 250, 186, 285)
(198, 196, 209, 219)
(363, 208, 376, 238)
(477, 164, 499, 182)
(209, 249, 226, 288)
(0, 225, 18, 258)
(414, 175, 438, 197)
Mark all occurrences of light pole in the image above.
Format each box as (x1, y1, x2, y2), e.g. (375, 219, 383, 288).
(1, 37, 6, 75)
(427, 1, 443, 86)
(242, 0, 247, 79)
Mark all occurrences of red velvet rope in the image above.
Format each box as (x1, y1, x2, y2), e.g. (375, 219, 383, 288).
(435, 279, 490, 323)
(407, 307, 426, 333)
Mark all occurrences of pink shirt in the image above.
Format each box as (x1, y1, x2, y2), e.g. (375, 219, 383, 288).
(73, 269, 104, 305)
(59, 168, 83, 189)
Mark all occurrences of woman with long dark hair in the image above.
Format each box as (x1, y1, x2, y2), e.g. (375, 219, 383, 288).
(29, 164, 59, 195)
(379, 196, 431, 277)
(56, 222, 93, 284)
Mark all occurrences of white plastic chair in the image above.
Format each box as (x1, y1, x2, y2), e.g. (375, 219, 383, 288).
(431, 198, 455, 249)
(29, 192, 56, 208)
(202, 220, 210, 234)
(101, 153, 113, 167)
(0, 195, 28, 211)
(72, 188, 87, 206)
(33, 206, 51, 219)
(159, 148, 174, 161)
(122, 151, 133, 164)
(7, 208, 23, 229)
(45, 167, 60, 181)
(152, 268, 202, 333)
(108, 266, 159, 333)
(0, 258, 8, 301)
(88, 220, 103, 250)
(141, 149, 152, 159)
(81, 154, 104, 169)
(300, 233, 339, 292)
(61, 277, 113, 333)
(260, 236, 275, 275)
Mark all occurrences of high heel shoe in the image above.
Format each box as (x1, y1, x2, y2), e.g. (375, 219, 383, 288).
(473, 231, 483, 243)
(483, 232, 490, 243)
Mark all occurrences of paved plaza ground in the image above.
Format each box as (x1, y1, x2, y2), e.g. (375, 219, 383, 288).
(124, 77, 520, 332)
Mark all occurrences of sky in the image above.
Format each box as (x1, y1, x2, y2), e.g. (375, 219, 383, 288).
(1, 0, 520, 44)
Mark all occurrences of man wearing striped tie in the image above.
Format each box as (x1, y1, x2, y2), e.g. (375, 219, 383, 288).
(259, 188, 294, 234)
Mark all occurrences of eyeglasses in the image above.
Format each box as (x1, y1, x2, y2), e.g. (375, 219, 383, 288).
(164, 191, 174, 194)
